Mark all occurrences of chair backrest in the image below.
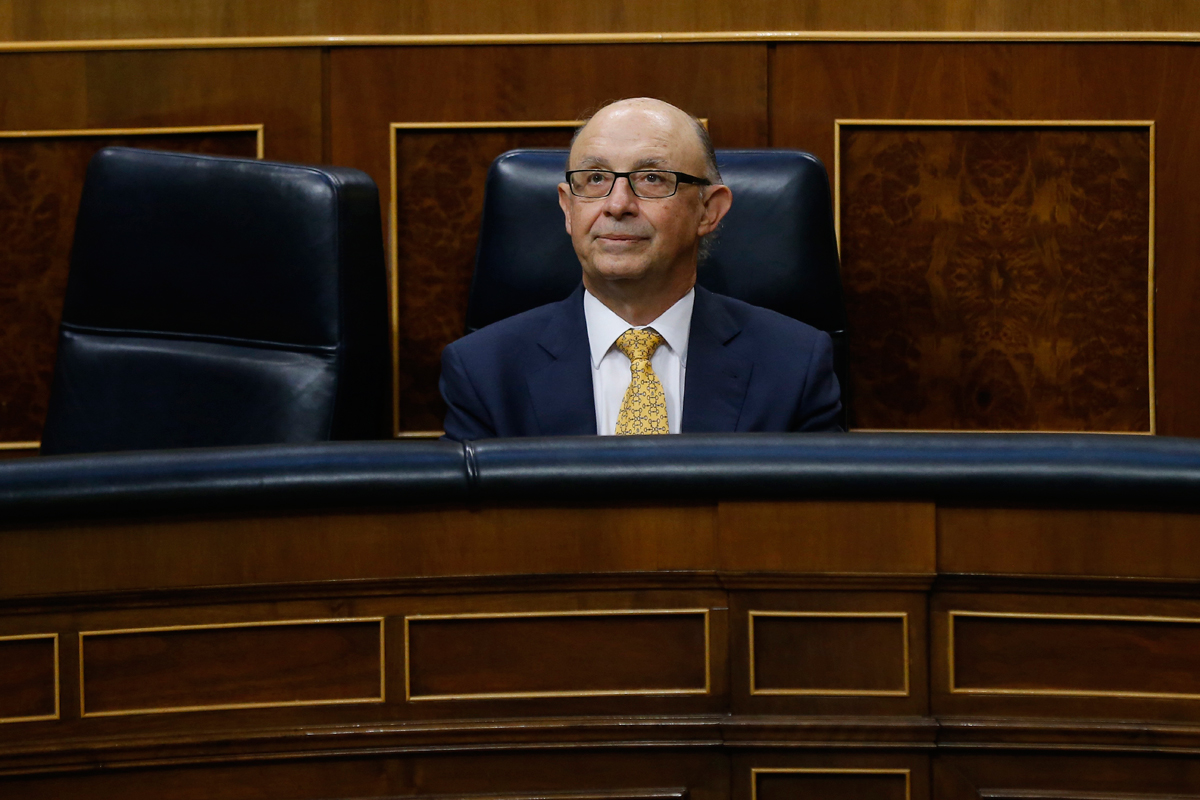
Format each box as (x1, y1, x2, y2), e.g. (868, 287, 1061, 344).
(467, 148, 849, 398)
(40, 147, 390, 455)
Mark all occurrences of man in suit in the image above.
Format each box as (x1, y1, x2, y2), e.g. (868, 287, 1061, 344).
(439, 97, 841, 441)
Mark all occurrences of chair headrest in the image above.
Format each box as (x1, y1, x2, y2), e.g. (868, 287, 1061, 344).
(467, 148, 846, 335)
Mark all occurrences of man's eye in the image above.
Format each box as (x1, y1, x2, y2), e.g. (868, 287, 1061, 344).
(643, 173, 663, 183)
(586, 172, 606, 183)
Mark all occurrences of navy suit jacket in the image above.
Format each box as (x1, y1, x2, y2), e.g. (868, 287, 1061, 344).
(439, 284, 841, 441)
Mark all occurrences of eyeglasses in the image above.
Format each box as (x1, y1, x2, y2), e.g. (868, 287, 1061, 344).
(565, 169, 712, 199)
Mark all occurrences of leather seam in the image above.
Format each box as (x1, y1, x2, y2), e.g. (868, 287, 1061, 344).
(59, 321, 338, 355)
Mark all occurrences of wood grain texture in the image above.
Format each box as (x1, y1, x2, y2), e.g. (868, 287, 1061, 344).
(717, 501, 936, 574)
(938, 507, 1200, 579)
(839, 124, 1151, 431)
(81, 620, 382, 715)
(329, 44, 767, 432)
(772, 42, 1200, 435)
(0, 129, 258, 444)
(755, 770, 909, 800)
(951, 612, 1200, 697)
(0, 636, 56, 721)
(406, 611, 708, 699)
(751, 613, 907, 694)
(7, 0, 1200, 39)
(393, 126, 575, 430)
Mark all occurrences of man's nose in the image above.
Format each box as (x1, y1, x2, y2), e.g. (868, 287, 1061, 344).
(603, 175, 639, 215)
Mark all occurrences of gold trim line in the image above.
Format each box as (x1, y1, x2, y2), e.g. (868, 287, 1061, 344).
(404, 608, 711, 702)
(5, 31, 1200, 53)
(0, 633, 60, 724)
(749, 611, 910, 696)
(948, 610, 1200, 699)
(79, 616, 384, 718)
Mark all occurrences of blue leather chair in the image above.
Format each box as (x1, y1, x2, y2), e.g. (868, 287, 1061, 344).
(40, 147, 391, 455)
(466, 148, 849, 421)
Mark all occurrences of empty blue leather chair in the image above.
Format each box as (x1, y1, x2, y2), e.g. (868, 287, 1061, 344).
(40, 147, 391, 455)
(466, 149, 849, 415)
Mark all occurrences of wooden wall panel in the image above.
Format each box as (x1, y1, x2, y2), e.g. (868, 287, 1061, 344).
(80, 619, 383, 716)
(405, 610, 709, 700)
(772, 43, 1200, 436)
(391, 125, 575, 431)
(0, 635, 57, 723)
(6, 1, 1200, 40)
(331, 44, 767, 432)
(0, 128, 259, 444)
(838, 123, 1151, 431)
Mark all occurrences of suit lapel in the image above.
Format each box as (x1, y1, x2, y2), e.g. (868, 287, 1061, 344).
(681, 287, 752, 432)
(526, 286, 597, 436)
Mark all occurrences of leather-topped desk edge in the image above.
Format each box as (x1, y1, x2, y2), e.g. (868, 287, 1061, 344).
(2, 432, 1199, 522)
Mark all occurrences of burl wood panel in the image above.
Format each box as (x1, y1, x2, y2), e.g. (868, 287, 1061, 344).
(0, 636, 56, 722)
(754, 770, 909, 800)
(951, 612, 1200, 697)
(939, 507, 1200, 580)
(330, 44, 767, 432)
(393, 126, 575, 430)
(839, 124, 1150, 431)
(751, 613, 907, 695)
(0, 130, 258, 444)
(80, 620, 382, 716)
(406, 611, 708, 699)
(773, 43, 1200, 436)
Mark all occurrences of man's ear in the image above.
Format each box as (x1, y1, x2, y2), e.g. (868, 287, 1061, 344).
(557, 183, 574, 236)
(697, 184, 732, 236)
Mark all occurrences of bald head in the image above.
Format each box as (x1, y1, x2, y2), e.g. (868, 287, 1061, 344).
(569, 98, 721, 183)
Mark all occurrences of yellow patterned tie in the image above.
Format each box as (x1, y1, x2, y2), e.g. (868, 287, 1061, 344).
(614, 327, 669, 435)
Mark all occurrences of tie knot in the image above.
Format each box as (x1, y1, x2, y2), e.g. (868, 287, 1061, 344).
(615, 328, 665, 363)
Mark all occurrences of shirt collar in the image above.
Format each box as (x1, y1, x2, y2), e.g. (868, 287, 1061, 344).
(583, 286, 695, 369)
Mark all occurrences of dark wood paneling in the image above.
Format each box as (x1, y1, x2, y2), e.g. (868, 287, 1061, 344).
(0, 506, 719, 599)
(751, 612, 907, 694)
(0, 636, 56, 721)
(839, 124, 1150, 431)
(755, 769, 909, 800)
(392, 126, 575, 430)
(772, 42, 1200, 436)
(0, 129, 258, 444)
(951, 611, 1200, 697)
(330, 44, 767, 432)
(81, 620, 382, 716)
(7, 0, 1200, 39)
(406, 611, 708, 699)
(717, 501, 936, 574)
(939, 507, 1200, 579)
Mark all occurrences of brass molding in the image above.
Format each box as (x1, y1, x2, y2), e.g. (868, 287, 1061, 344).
(404, 607, 711, 701)
(3, 31, 1200, 54)
(79, 617, 384, 718)
(749, 610, 910, 696)
(387, 119, 581, 437)
(948, 610, 1200, 700)
(751, 768, 911, 800)
(0, 633, 59, 724)
(835, 118, 1156, 435)
(0, 441, 39, 451)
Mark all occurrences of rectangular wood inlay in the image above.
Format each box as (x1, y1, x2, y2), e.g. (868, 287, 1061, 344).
(405, 609, 710, 700)
(0, 634, 58, 723)
(751, 612, 908, 695)
(80, 618, 383, 717)
(838, 121, 1152, 433)
(753, 769, 910, 800)
(951, 611, 1200, 698)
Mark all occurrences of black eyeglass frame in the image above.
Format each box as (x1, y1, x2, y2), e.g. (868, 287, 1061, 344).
(564, 168, 713, 199)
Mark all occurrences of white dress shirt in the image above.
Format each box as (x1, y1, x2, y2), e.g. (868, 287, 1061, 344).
(583, 287, 694, 435)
